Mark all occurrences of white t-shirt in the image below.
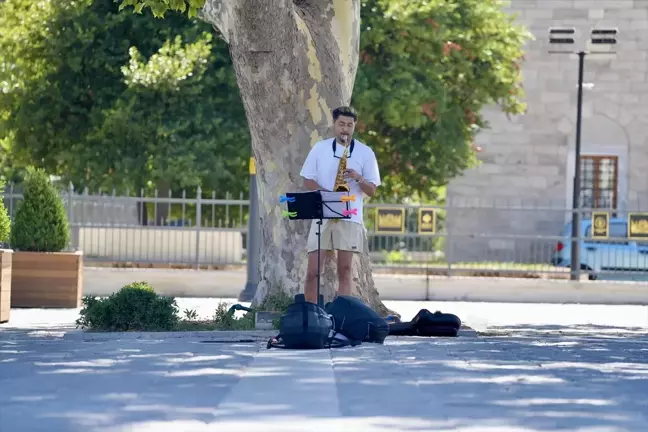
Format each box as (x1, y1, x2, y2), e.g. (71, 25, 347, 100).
(299, 137, 381, 225)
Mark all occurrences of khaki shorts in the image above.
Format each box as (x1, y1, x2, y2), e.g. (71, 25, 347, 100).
(306, 220, 367, 253)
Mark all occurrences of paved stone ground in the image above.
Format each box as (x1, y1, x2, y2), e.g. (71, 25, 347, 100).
(2, 300, 648, 432)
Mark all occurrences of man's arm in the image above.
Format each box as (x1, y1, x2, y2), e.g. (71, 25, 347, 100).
(303, 178, 328, 191)
(300, 143, 327, 191)
(357, 178, 377, 197)
(360, 150, 381, 197)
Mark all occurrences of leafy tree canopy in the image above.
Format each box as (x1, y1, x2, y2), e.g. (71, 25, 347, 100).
(116, 0, 531, 203)
(354, 0, 531, 202)
(2, 0, 531, 204)
(0, 0, 249, 195)
(119, 0, 205, 18)
(0, 179, 10, 244)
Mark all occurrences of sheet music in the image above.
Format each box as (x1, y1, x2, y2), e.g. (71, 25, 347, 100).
(320, 191, 350, 219)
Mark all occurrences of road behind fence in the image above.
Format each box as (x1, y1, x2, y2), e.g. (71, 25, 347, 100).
(4, 184, 648, 282)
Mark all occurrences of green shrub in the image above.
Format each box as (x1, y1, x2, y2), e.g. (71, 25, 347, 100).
(212, 302, 255, 330)
(257, 290, 293, 314)
(0, 180, 10, 245)
(208, 292, 294, 331)
(75, 281, 180, 331)
(10, 168, 69, 252)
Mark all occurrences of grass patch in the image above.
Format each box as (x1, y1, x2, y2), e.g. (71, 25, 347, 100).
(198, 291, 293, 331)
(178, 291, 293, 331)
(371, 260, 568, 279)
(177, 302, 256, 331)
(373, 260, 565, 272)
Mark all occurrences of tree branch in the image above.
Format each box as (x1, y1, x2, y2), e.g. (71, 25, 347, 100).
(198, 0, 234, 43)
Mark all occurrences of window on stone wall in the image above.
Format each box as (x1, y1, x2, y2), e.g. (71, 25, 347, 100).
(579, 155, 618, 216)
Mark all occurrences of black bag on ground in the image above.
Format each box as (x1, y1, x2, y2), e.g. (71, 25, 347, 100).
(324, 295, 389, 344)
(267, 294, 334, 349)
(388, 309, 461, 337)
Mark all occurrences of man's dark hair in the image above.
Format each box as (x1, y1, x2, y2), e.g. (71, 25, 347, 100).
(332, 106, 358, 121)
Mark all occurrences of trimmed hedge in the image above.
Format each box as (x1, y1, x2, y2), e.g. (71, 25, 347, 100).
(10, 168, 69, 252)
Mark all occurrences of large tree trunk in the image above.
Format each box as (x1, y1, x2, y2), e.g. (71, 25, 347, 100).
(201, 0, 391, 316)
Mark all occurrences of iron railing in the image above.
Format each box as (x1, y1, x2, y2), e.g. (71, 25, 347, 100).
(3, 184, 648, 282)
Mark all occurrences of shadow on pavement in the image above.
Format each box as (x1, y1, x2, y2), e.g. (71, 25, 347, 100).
(332, 327, 648, 431)
(0, 328, 261, 431)
(1, 325, 648, 431)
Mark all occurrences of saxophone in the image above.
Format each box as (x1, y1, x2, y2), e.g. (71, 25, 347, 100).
(333, 135, 350, 192)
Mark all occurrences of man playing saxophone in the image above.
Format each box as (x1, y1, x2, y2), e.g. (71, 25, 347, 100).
(299, 106, 381, 304)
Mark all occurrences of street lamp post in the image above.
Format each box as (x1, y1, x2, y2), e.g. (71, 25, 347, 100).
(239, 156, 260, 301)
(548, 27, 618, 281)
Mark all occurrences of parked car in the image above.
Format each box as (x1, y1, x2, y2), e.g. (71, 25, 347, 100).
(550, 217, 648, 280)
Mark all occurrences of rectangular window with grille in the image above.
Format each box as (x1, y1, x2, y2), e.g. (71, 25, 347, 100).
(579, 155, 618, 216)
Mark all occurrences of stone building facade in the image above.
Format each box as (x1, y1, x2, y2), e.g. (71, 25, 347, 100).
(446, 0, 648, 263)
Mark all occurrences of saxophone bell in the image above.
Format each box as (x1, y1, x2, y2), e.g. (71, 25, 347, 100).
(334, 183, 350, 192)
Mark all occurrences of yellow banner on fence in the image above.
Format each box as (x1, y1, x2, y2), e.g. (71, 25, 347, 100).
(628, 213, 648, 240)
(418, 208, 436, 235)
(375, 208, 405, 234)
(591, 211, 609, 239)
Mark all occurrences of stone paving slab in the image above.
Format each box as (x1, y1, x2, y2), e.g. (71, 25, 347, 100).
(0, 335, 258, 432)
(2, 326, 648, 431)
(2, 300, 648, 431)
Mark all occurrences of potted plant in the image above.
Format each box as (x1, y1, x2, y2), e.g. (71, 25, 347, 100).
(10, 168, 83, 308)
(0, 179, 12, 322)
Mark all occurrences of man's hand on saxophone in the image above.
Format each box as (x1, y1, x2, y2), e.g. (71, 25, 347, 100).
(344, 168, 361, 181)
(344, 168, 377, 197)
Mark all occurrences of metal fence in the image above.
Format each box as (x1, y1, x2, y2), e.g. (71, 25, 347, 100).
(3, 184, 648, 282)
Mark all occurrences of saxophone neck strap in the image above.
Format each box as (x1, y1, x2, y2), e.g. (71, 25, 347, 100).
(332, 138, 354, 158)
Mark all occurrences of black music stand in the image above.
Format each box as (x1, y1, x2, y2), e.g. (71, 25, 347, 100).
(282, 190, 352, 307)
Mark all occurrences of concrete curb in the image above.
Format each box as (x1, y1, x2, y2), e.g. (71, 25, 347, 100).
(84, 267, 648, 305)
(63, 329, 277, 342)
(457, 327, 478, 338)
(62, 327, 478, 342)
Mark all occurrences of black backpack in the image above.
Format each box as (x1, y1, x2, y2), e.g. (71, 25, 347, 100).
(324, 295, 389, 345)
(388, 309, 461, 337)
(267, 294, 352, 349)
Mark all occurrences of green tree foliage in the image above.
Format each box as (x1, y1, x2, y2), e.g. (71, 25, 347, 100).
(0, 180, 11, 245)
(2, 0, 530, 205)
(86, 32, 247, 194)
(119, 0, 205, 18)
(0, 0, 249, 195)
(116, 0, 530, 203)
(10, 168, 70, 252)
(0, 133, 24, 184)
(354, 0, 532, 201)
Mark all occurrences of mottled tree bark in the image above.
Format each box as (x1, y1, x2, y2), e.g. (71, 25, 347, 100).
(200, 0, 391, 316)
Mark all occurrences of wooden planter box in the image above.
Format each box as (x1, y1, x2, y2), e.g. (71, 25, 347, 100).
(0, 249, 12, 323)
(11, 251, 83, 308)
